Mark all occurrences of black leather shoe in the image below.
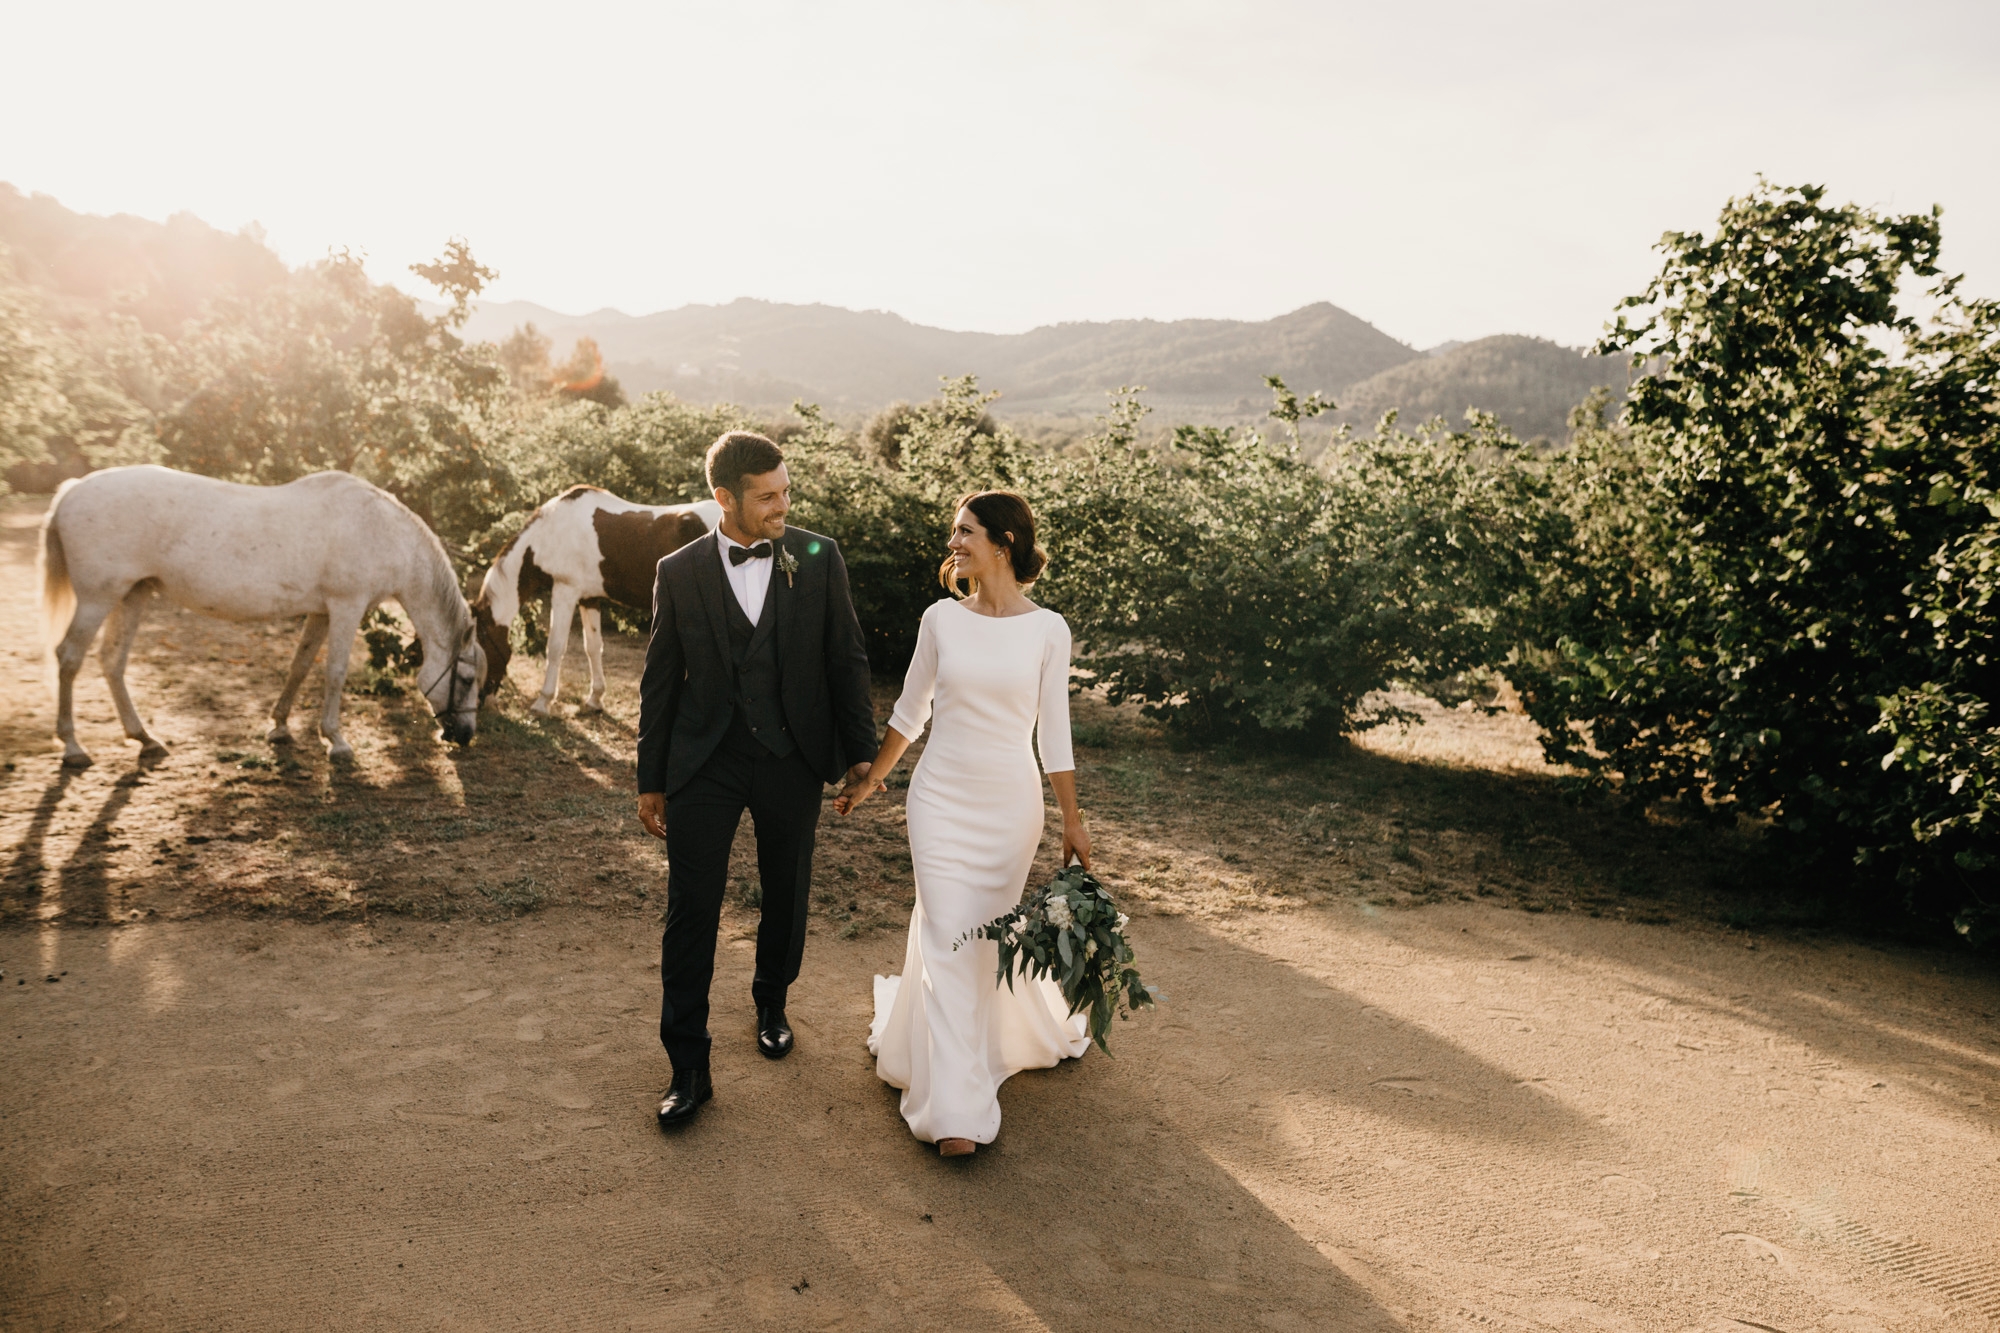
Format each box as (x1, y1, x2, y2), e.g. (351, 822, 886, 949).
(757, 1006, 794, 1060)
(656, 1068, 712, 1127)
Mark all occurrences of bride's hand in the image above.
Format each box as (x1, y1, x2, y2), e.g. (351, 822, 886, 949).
(1061, 816, 1091, 870)
(832, 771, 884, 815)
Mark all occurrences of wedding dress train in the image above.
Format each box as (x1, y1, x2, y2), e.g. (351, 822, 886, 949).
(867, 597, 1089, 1144)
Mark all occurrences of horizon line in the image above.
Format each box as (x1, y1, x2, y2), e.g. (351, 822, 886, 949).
(417, 291, 1543, 353)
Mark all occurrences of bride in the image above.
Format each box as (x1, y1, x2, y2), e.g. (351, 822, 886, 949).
(833, 490, 1091, 1157)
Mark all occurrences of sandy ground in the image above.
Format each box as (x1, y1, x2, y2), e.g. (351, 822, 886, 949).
(4, 494, 2000, 1331)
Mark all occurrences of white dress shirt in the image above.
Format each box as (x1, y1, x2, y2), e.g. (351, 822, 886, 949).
(716, 527, 774, 627)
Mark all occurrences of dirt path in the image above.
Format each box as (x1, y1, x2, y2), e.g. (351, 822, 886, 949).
(7, 901, 1999, 1331)
(4, 494, 2000, 1331)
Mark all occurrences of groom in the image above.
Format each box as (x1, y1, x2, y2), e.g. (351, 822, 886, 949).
(636, 431, 877, 1127)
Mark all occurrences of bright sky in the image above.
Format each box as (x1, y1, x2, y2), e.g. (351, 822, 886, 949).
(4, 0, 1995, 348)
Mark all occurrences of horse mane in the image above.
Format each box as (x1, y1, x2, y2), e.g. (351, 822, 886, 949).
(373, 486, 473, 648)
(423, 534, 474, 644)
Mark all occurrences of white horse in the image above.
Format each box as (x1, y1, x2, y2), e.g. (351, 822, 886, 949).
(39, 465, 486, 767)
(472, 486, 720, 716)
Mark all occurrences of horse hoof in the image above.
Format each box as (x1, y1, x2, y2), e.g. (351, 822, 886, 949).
(327, 743, 356, 764)
(268, 728, 293, 746)
(138, 742, 169, 763)
(528, 700, 553, 719)
(577, 701, 604, 716)
(61, 750, 94, 770)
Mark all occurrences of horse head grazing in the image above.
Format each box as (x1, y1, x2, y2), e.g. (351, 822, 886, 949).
(470, 591, 512, 702)
(421, 625, 485, 747)
(390, 504, 488, 748)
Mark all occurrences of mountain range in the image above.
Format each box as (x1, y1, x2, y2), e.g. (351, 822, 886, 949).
(453, 297, 1429, 419)
(457, 297, 1626, 440)
(2, 181, 1627, 444)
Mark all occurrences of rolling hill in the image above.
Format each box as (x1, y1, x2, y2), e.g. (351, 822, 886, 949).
(0, 182, 285, 333)
(452, 297, 1426, 418)
(459, 300, 1627, 441)
(1333, 335, 1629, 443)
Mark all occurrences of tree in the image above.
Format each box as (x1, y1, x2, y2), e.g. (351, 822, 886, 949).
(549, 335, 626, 409)
(494, 323, 625, 408)
(497, 322, 554, 394)
(151, 239, 507, 541)
(0, 249, 64, 491)
(0, 242, 160, 492)
(1514, 181, 2000, 934)
(864, 395, 999, 468)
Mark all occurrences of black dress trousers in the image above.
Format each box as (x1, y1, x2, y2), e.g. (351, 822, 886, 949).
(658, 718, 823, 1073)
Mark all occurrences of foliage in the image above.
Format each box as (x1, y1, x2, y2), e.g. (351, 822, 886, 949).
(893, 374, 1032, 495)
(862, 396, 998, 468)
(495, 322, 625, 407)
(777, 402, 944, 669)
(364, 608, 426, 680)
(955, 863, 1158, 1055)
(0, 251, 64, 490)
(471, 392, 752, 565)
(1039, 380, 1545, 747)
(782, 376, 1032, 669)
(150, 241, 508, 544)
(1513, 180, 2000, 931)
(0, 242, 162, 492)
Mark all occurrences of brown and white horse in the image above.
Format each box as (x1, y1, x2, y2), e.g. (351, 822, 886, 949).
(39, 465, 486, 767)
(471, 486, 721, 715)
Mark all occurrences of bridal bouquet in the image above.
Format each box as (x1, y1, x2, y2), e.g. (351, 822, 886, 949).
(957, 863, 1160, 1054)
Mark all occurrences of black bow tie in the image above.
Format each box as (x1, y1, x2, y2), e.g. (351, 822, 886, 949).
(728, 541, 773, 566)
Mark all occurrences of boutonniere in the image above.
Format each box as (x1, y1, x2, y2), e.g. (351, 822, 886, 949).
(777, 544, 800, 588)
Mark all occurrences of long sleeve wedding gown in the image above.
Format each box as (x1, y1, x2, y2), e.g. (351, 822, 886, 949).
(867, 597, 1091, 1145)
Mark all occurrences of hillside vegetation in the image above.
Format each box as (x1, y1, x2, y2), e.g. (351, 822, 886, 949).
(1336, 335, 1629, 443)
(0, 182, 285, 333)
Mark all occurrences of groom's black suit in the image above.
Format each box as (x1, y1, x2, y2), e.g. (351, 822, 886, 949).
(638, 526, 875, 1073)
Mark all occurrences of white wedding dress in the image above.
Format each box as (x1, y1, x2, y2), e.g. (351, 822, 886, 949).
(867, 597, 1091, 1144)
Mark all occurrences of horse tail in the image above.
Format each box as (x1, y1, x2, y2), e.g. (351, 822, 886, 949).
(38, 481, 79, 692)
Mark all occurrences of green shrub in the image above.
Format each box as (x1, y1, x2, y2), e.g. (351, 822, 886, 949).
(1038, 383, 1545, 747)
(1513, 180, 2000, 932)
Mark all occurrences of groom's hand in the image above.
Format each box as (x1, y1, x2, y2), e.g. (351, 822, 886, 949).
(832, 762, 879, 816)
(638, 792, 667, 840)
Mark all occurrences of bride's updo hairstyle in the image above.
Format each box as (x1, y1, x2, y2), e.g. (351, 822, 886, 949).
(940, 490, 1048, 596)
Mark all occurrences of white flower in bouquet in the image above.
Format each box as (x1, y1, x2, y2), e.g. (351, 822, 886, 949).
(1045, 896, 1074, 929)
(1116, 912, 1130, 931)
(1085, 939, 1098, 958)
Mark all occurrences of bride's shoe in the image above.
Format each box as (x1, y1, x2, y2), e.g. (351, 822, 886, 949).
(938, 1137, 976, 1157)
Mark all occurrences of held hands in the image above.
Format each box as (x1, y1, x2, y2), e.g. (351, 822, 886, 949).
(832, 761, 880, 816)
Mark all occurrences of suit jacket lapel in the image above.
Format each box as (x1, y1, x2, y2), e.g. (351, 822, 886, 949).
(693, 534, 735, 670)
(771, 528, 796, 667)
